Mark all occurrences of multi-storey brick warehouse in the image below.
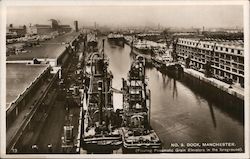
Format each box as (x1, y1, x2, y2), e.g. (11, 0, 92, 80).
(176, 38, 244, 86)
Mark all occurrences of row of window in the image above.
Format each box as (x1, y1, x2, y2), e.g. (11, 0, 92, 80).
(178, 53, 244, 66)
(191, 62, 244, 77)
(177, 45, 243, 57)
(178, 54, 244, 74)
(177, 47, 244, 64)
(177, 41, 243, 55)
(213, 70, 244, 80)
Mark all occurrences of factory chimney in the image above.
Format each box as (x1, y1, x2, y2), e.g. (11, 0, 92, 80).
(74, 21, 79, 32)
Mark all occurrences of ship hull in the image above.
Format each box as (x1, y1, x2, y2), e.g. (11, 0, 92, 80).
(132, 46, 153, 55)
(108, 38, 124, 47)
(120, 127, 161, 154)
(82, 139, 122, 153)
(151, 58, 184, 78)
(81, 48, 123, 153)
(121, 56, 162, 154)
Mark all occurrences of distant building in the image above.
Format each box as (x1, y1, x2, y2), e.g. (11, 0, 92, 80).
(27, 22, 72, 35)
(27, 24, 53, 35)
(58, 25, 72, 33)
(7, 25, 27, 37)
(206, 28, 243, 33)
(169, 27, 199, 34)
(176, 38, 244, 86)
(225, 29, 243, 33)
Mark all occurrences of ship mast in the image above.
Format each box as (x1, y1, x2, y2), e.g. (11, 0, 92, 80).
(99, 39, 109, 125)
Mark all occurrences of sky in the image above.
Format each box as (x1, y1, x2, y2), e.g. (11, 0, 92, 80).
(6, 5, 243, 29)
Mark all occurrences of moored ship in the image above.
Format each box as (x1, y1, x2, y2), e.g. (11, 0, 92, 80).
(132, 40, 153, 55)
(121, 55, 161, 153)
(81, 41, 123, 153)
(107, 33, 124, 47)
(151, 46, 184, 78)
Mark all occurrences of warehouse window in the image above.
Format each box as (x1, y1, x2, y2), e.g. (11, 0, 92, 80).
(232, 69, 237, 73)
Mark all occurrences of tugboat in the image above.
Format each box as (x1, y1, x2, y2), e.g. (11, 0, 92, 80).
(121, 55, 161, 153)
(81, 40, 122, 153)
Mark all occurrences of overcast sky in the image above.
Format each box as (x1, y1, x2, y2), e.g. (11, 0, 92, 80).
(7, 5, 243, 28)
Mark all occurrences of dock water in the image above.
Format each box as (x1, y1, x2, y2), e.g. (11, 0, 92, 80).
(105, 39, 244, 151)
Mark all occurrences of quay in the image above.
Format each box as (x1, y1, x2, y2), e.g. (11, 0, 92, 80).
(6, 30, 82, 153)
(183, 67, 244, 100)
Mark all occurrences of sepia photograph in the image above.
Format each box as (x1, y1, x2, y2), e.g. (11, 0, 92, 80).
(0, 0, 249, 158)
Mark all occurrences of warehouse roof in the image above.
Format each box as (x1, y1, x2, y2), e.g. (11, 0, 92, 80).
(6, 31, 79, 61)
(6, 63, 48, 109)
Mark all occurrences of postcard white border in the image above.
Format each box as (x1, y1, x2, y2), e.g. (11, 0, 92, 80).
(0, 0, 249, 158)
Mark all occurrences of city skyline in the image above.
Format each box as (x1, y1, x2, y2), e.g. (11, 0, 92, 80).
(7, 5, 243, 29)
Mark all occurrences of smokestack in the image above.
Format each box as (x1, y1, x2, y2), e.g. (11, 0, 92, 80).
(74, 21, 79, 32)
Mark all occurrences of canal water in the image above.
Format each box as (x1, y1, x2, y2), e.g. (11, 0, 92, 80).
(100, 39, 244, 152)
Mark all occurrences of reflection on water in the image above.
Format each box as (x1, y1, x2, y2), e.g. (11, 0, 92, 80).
(161, 73, 178, 99)
(146, 68, 243, 149)
(208, 100, 217, 128)
(103, 40, 244, 151)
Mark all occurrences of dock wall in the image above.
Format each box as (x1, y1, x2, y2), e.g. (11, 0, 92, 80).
(181, 69, 244, 122)
(183, 69, 244, 100)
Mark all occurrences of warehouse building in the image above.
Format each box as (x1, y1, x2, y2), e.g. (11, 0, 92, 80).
(7, 24, 27, 37)
(6, 64, 50, 127)
(6, 31, 81, 152)
(27, 24, 72, 35)
(7, 31, 79, 66)
(176, 38, 244, 87)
